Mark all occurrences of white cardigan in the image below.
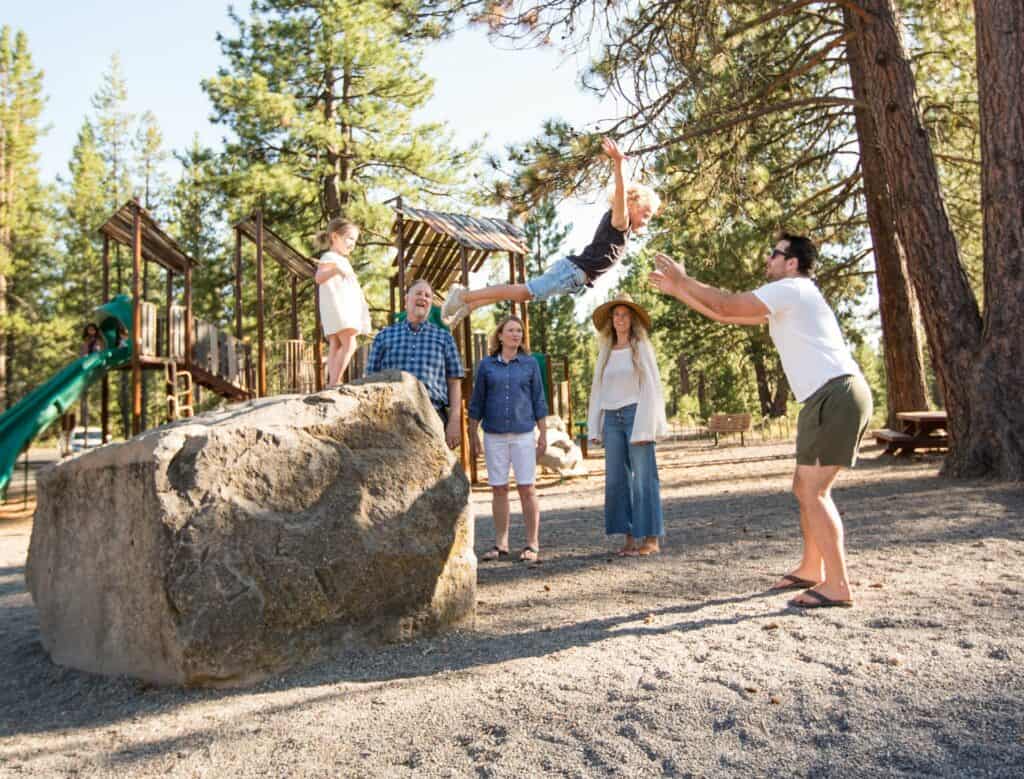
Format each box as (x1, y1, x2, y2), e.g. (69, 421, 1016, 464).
(587, 338, 669, 443)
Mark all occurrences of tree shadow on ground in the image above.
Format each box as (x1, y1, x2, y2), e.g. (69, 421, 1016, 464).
(1, 462, 1020, 751)
(0, 588, 789, 745)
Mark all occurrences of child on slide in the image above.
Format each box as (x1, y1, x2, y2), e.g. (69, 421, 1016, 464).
(441, 137, 661, 328)
(315, 218, 371, 386)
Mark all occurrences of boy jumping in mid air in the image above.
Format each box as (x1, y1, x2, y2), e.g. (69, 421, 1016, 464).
(441, 137, 660, 328)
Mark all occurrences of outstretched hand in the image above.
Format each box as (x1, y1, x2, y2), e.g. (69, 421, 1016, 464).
(648, 252, 687, 296)
(601, 136, 626, 163)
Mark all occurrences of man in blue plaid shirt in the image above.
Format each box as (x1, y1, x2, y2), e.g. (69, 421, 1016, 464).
(367, 279, 465, 449)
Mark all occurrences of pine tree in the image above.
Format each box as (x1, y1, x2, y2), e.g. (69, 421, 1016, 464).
(134, 110, 170, 217)
(202, 0, 476, 318)
(132, 110, 172, 429)
(0, 26, 56, 410)
(91, 53, 134, 293)
(90, 53, 136, 436)
(169, 135, 232, 327)
(476, 1, 1023, 472)
(55, 120, 110, 434)
(59, 121, 107, 326)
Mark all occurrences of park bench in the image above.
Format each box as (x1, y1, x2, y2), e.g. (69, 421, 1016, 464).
(708, 413, 752, 446)
(873, 410, 948, 455)
(872, 428, 914, 454)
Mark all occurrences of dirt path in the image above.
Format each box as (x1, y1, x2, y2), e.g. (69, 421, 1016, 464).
(1, 441, 1022, 777)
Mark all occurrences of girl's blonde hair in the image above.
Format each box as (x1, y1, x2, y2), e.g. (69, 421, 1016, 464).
(489, 316, 530, 357)
(608, 182, 661, 214)
(313, 218, 359, 255)
(595, 305, 649, 385)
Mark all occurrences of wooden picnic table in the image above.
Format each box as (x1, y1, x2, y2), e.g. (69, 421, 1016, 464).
(873, 410, 949, 455)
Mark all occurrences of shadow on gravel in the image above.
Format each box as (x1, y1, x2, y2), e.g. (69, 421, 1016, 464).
(1, 462, 1021, 761)
(0, 590, 791, 747)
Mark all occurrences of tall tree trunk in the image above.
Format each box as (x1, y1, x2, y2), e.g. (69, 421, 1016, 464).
(749, 341, 772, 417)
(697, 371, 708, 420)
(770, 371, 790, 418)
(844, 6, 929, 428)
(963, 0, 1024, 478)
(677, 353, 690, 396)
(849, 0, 982, 472)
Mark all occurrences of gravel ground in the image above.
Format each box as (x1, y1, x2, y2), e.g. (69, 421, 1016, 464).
(1, 440, 1022, 777)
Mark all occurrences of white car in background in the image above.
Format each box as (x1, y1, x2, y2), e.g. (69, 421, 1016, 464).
(60, 427, 105, 456)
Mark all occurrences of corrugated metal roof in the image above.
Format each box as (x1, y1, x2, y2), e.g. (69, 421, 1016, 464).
(391, 205, 527, 294)
(99, 201, 198, 275)
(397, 205, 527, 254)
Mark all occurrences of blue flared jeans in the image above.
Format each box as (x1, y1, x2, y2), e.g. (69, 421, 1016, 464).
(602, 403, 664, 538)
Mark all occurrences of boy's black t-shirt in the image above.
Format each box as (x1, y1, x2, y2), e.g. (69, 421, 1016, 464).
(568, 210, 629, 283)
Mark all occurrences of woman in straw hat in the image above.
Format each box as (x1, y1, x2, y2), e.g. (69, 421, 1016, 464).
(587, 293, 668, 556)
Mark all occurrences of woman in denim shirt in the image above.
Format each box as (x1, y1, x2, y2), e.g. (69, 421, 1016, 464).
(587, 294, 668, 556)
(468, 316, 548, 563)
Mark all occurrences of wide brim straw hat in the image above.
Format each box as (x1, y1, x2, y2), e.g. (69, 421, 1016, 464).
(592, 292, 652, 332)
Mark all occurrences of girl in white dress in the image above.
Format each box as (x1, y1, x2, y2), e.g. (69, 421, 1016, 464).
(314, 218, 371, 386)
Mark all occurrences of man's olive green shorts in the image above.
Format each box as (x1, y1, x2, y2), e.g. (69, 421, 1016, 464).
(796, 374, 873, 467)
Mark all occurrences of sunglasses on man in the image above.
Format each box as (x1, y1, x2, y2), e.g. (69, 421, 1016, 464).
(768, 248, 794, 260)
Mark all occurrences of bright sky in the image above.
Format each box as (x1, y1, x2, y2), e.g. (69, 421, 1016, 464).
(10, 2, 639, 310)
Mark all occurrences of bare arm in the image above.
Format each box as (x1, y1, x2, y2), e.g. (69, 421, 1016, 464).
(649, 253, 769, 326)
(603, 137, 629, 232)
(535, 416, 547, 457)
(315, 264, 339, 285)
(468, 417, 481, 458)
(445, 378, 462, 450)
(315, 255, 354, 285)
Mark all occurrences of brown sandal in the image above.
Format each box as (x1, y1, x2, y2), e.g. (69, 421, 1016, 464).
(480, 546, 509, 562)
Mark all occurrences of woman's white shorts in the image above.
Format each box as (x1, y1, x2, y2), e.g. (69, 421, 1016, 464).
(483, 431, 537, 487)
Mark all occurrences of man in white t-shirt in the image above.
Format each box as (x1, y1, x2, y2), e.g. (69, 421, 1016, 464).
(649, 234, 872, 609)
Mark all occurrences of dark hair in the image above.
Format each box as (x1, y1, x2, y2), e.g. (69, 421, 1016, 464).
(780, 233, 817, 276)
(82, 323, 100, 338)
(489, 316, 529, 357)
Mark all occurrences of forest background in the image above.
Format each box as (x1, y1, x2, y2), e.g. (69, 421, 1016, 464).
(2, 1, 1020, 479)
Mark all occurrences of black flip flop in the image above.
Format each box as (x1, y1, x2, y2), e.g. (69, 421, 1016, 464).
(519, 546, 540, 563)
(789, 590, 854, 609)
(480, 546, 509, 562)
(770, 574, 820, 591)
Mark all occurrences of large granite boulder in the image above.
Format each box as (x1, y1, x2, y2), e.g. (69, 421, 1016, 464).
(27, 371, 475, 687)
(537, 415, 589, 478)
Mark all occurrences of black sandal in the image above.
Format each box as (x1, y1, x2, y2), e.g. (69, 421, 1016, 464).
(519, 546, 540, 563)
(480, 546, 509, 562)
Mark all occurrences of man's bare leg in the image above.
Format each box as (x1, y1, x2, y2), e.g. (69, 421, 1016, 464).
(788, 464, 852, 604)
(769, 486, 826, 589)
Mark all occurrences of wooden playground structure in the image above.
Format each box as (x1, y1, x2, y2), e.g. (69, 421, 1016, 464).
(90, 197, 574, 485)
(96, 200, 324, 442)
(386, 197, 574, 483)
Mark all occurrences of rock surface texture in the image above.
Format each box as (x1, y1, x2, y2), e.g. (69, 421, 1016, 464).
(537, 415, 589, 478)
(27, 371, 475, 687)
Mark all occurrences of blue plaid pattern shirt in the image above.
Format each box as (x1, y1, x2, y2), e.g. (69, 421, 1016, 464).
(366, 320, 464, 410)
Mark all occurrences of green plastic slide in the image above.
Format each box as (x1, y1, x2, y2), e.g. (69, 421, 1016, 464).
(0, 295, 133, 497)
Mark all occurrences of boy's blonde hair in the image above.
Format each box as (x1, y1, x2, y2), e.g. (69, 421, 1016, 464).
(608, 182, 661, 214)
